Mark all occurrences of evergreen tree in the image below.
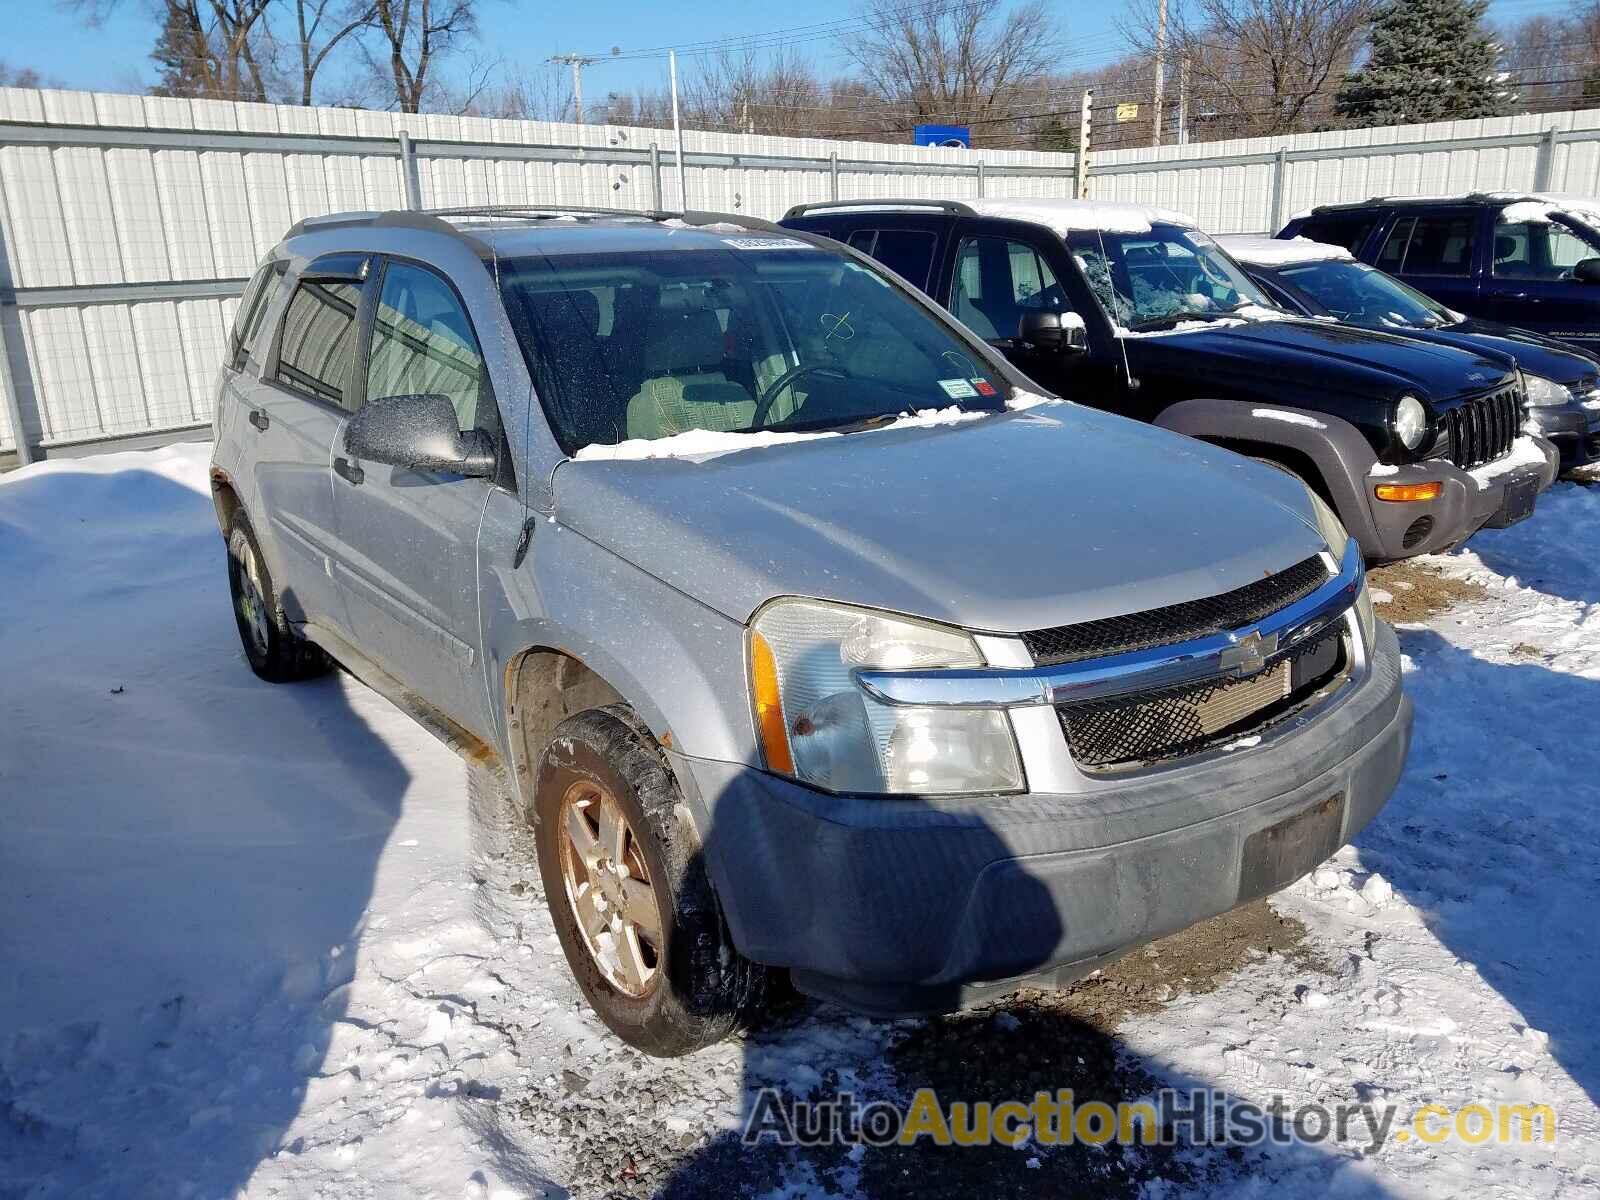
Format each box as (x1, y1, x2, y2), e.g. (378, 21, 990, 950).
(1336, 0, 1509, 126)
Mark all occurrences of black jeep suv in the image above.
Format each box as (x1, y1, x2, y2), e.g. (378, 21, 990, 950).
(782, 199, 1558, 562)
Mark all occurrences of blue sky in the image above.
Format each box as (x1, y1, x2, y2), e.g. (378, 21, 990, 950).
(3, 0, 1576, 106)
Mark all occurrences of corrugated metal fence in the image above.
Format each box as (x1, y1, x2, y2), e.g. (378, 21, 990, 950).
(3, 87, 1600, 462)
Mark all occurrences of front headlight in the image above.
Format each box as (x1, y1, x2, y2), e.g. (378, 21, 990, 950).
(1522, 373, 1572, 408)
(1392, 395, 1428, 450)
(1305, 487, 1350, 561)
(749, 599, 1024, 796)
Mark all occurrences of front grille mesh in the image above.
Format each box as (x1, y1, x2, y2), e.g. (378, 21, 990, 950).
(1433, 385, 1521, 469)
(1058, 626, 1346, 770)
(1020, 555, 1329, 668)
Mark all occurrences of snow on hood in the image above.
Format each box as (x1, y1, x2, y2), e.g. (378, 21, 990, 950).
(964, 197, 1197, 238)
(1220, 235, 1353, 267)
(571, 393, 1061, 463)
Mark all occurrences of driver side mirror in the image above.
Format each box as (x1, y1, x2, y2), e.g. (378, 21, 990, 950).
(1018, 310, 1089, 356)
(344, 393, 496, 478)
(1573, 258, 1600, 285)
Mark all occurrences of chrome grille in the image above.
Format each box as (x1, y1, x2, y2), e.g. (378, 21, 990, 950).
(1020, 555, 1329, 668)
(1057, 626, 1347, 770)
(1432, 385, 1521, 469)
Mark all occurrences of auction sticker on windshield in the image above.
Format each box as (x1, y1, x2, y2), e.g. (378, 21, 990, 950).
(723, 236, 816, 251)
(939, 378, 979, 399)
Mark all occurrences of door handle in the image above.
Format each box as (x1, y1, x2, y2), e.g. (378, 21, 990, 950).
(248, 408, 269, 432)
(333, 456, 365, 486)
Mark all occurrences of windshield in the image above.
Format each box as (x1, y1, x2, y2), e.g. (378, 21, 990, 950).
(1069, 224, 1276, 330)
(1276, 259, 1454, 329)
(497, 243, 1006, 454)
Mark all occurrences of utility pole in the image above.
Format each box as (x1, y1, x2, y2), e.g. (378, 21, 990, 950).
(1177, 56, 1189, 146)
(670, 49, 688, 209)
(1151, 0, 1167, 147)
(549, 53, 597, 124)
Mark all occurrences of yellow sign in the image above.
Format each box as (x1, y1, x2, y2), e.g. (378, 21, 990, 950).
(1115, 102, 1140, 122)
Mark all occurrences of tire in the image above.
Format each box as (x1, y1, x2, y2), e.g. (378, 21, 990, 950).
(533, 704, 764, 1056)
(224, 510, 330, 683)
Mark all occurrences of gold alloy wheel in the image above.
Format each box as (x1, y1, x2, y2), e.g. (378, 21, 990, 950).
(231, 529, 271, 658)
(558, 778, 664, 998)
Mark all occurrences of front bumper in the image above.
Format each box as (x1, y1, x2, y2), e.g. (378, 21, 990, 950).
(1525, 403, 1600, 473)
(1355, 437, 1559, 561)
(673, 622, 1411, 1017)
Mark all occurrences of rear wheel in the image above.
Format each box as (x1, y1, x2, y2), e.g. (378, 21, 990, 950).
(533, 705, 764, 1055)
(225, 511, 329, 683)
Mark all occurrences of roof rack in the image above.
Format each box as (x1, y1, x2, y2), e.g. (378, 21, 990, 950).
(287, 204, 788, 245)
(784, 199, 977, 220)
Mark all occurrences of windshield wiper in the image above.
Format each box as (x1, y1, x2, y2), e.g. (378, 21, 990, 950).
(1127, 310, 1236, 332)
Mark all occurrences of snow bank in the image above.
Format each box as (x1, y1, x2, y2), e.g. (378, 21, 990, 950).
(1219, 235, 1353, 267)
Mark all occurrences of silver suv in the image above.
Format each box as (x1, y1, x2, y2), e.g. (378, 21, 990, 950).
(210, 206, 1412, 1055)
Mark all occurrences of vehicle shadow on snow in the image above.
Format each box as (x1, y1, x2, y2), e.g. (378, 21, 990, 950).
(0, 467, 407, 1199)
(1358, 626, 1600, 1110)
(649, 790, 1406, 1200)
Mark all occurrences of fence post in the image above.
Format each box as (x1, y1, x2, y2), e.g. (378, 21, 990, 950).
(0, 167, 36, 466)
(398, 130, 423, 210)
(976, 160, 986, 197)
(1268, 145, 1289, 233)
(649, 143, 663, 211)
(829, 152, 839, 200)
(1533, 126, 1558, 191)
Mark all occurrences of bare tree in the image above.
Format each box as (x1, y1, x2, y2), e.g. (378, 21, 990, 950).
(366, 0, 477, 112)
(1501, 4, 1600, 113)
(0, 61, 52, 88)
(1124, 0, 1375, 138)
(290, 0, 375, 104)
(842, 0, 1063, 144)
(70, 0, 276, 100)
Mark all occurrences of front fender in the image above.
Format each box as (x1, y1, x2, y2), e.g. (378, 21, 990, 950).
(1155, 397, 1386, 555)
(476, 490, 755, 777)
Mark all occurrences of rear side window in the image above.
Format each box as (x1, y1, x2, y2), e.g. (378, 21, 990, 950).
(843, 228, 938, 291)
(1387, 213, 1476, 277)
(229, 261, 285, 371)
(1295, 213, 1377, 256)
(274, 279, 363, 407)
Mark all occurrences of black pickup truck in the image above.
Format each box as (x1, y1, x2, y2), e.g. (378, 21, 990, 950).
(782, 198, 1558, 562)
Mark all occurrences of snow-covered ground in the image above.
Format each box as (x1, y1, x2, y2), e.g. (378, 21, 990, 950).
(2, 444, 1597, 1199)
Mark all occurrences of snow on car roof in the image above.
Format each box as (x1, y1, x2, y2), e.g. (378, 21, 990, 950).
(963, 198, 1199, 237)
(1219, 235, 1353, 267)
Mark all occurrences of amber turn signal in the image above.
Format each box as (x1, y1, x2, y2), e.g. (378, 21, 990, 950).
(749, 631, 794, 775)
(1374, 481, 1443, 503)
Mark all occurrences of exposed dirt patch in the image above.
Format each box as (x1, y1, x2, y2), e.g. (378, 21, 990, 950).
(1369, 559, 1489, 623)
(1015, 899, 1333, 1034)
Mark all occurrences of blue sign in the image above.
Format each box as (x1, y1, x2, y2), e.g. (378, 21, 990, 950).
(913, 124, 970, 148)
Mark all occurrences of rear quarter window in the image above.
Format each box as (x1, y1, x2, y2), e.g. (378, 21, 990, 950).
(229, 261, 286, 371)
(840, 228, 939, 291)
(1295, 213, 1379, 256)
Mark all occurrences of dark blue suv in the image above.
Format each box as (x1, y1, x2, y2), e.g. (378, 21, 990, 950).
(1279, 194, 1600, 356)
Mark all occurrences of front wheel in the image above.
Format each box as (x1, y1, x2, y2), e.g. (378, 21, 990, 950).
(533, 705, 764, 1055)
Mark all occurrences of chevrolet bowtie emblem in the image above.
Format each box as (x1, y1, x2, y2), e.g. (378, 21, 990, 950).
(1219, 628, 1276, 677)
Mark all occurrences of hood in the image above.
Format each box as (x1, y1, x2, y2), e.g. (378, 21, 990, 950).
(552, 403, 1327, 631)
(1126, 317, 1515, 401)
(1429, 320, 1600, 384)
